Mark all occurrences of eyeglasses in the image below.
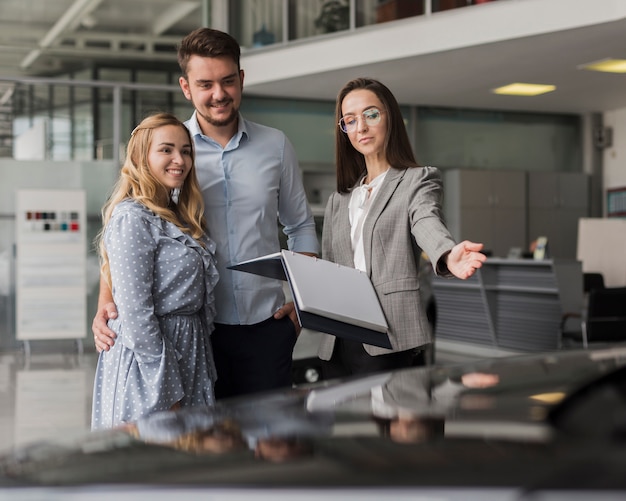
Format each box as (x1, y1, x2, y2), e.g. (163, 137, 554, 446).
(338, 108, 383, 133)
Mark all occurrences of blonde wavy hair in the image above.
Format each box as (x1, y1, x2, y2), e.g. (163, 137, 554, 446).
(96, 112, 207, 289)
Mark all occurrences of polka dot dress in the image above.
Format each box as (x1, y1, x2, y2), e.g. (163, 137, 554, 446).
(91, 199, 219, 430)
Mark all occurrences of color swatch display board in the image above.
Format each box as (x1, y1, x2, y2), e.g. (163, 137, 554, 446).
(16, 190, 87, 341)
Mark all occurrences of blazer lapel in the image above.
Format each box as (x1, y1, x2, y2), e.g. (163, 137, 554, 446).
(362, 168, 407, 275)
(334, 191, 355, 267)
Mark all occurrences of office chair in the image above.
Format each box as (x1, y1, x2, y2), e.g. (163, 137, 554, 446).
(560, 272, 613, 348)
(583, 272, 605, 294)
(561, 286, 626, 348)
(581, 286, 626, 347)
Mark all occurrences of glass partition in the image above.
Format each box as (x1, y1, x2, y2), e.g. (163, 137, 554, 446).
(228, 0, 502, 48)
(357, 0, 425, 27)
(231, 0, 284, 47)
(293, 0, 350, 38)
(416, 107, 582, 172)
(74, 99, 96, 161)
(49, 86, 72, 160)
(242, 96, 336, 165)
(432, 0, 496, 13)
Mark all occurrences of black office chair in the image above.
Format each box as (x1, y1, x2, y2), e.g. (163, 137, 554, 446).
(560, 272, 611, 348)
(561, 285, 626, 348)
(583, 272, 605, 294)
(581, 286, 626, 346)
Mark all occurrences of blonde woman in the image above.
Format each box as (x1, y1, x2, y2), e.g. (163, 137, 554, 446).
(91, 112, 218, 430)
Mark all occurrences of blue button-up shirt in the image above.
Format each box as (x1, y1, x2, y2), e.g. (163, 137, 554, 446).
(186, 112, 319, 325)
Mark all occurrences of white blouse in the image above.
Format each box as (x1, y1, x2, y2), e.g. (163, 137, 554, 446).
(348, 170, 389, 272)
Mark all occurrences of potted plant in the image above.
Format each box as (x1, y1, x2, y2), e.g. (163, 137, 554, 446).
(315, 0, 349, 33)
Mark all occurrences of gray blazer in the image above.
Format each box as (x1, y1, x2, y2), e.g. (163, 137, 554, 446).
(318, 166, 456, 358)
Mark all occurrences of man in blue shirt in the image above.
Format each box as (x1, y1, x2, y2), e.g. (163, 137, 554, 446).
(93, 28, 319, 399)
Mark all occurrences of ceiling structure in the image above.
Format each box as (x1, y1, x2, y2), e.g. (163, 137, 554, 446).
(0, 0, 199, 75)
(0, 0, 625, 115)
(244, 18, 626, 115)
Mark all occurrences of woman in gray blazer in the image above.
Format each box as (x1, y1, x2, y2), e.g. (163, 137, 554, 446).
(318, 78, 486, 379)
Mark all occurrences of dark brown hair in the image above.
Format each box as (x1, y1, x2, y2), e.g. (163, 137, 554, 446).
(177, 27, 241, 77)
(335, 78, 420, 193)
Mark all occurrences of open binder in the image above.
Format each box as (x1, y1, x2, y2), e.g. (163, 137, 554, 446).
(228, 250, 392, 349)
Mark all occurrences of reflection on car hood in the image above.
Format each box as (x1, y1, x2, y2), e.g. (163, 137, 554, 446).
(2, 345, 626, 496)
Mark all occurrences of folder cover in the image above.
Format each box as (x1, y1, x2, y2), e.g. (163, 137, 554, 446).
(229, 251, 392, 349)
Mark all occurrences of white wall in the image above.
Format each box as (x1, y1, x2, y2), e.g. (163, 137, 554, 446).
(577, 218, 626, 287)
(572, 108, 626, 285)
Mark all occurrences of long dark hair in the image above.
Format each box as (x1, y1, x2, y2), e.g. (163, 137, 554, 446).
(335, 77, 420, 193)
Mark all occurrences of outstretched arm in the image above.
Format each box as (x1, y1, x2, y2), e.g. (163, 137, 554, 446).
(444, 240, 487, 280)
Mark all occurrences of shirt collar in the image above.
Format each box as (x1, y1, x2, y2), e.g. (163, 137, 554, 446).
(187, 111, 249, 143)
(360, 168, 389, 189)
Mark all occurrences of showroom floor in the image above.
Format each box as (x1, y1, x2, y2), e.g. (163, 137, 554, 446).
(0, 344, 96, 453)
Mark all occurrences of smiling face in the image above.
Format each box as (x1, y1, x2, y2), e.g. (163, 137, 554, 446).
(147, 124, 193, 191)
(340, 88, 387, 159)
(179, 54, 244, 134)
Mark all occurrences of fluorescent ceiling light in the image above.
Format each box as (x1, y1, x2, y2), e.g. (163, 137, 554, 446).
(492, 83, 556, 96)
(579, 58, 626, 73)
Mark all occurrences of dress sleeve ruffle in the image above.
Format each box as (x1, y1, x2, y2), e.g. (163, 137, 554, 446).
(164, 224, 219, 336)
(142, 206, 220, 383)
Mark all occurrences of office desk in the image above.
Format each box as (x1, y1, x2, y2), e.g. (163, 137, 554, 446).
(432, 258, 583, 352)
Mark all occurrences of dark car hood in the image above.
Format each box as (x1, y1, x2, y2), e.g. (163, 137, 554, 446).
(2, 345, 626, 497)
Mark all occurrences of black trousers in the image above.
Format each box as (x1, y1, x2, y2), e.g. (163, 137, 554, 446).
(320, 338, 419, 381)
(211, 316, 297, 400)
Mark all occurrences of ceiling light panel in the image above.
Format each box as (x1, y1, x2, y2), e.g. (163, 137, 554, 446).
(492, 83, 556, 96)
(580, 58, 626, 73)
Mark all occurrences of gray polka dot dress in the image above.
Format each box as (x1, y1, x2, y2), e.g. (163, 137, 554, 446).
(91, 199, 219, 430)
